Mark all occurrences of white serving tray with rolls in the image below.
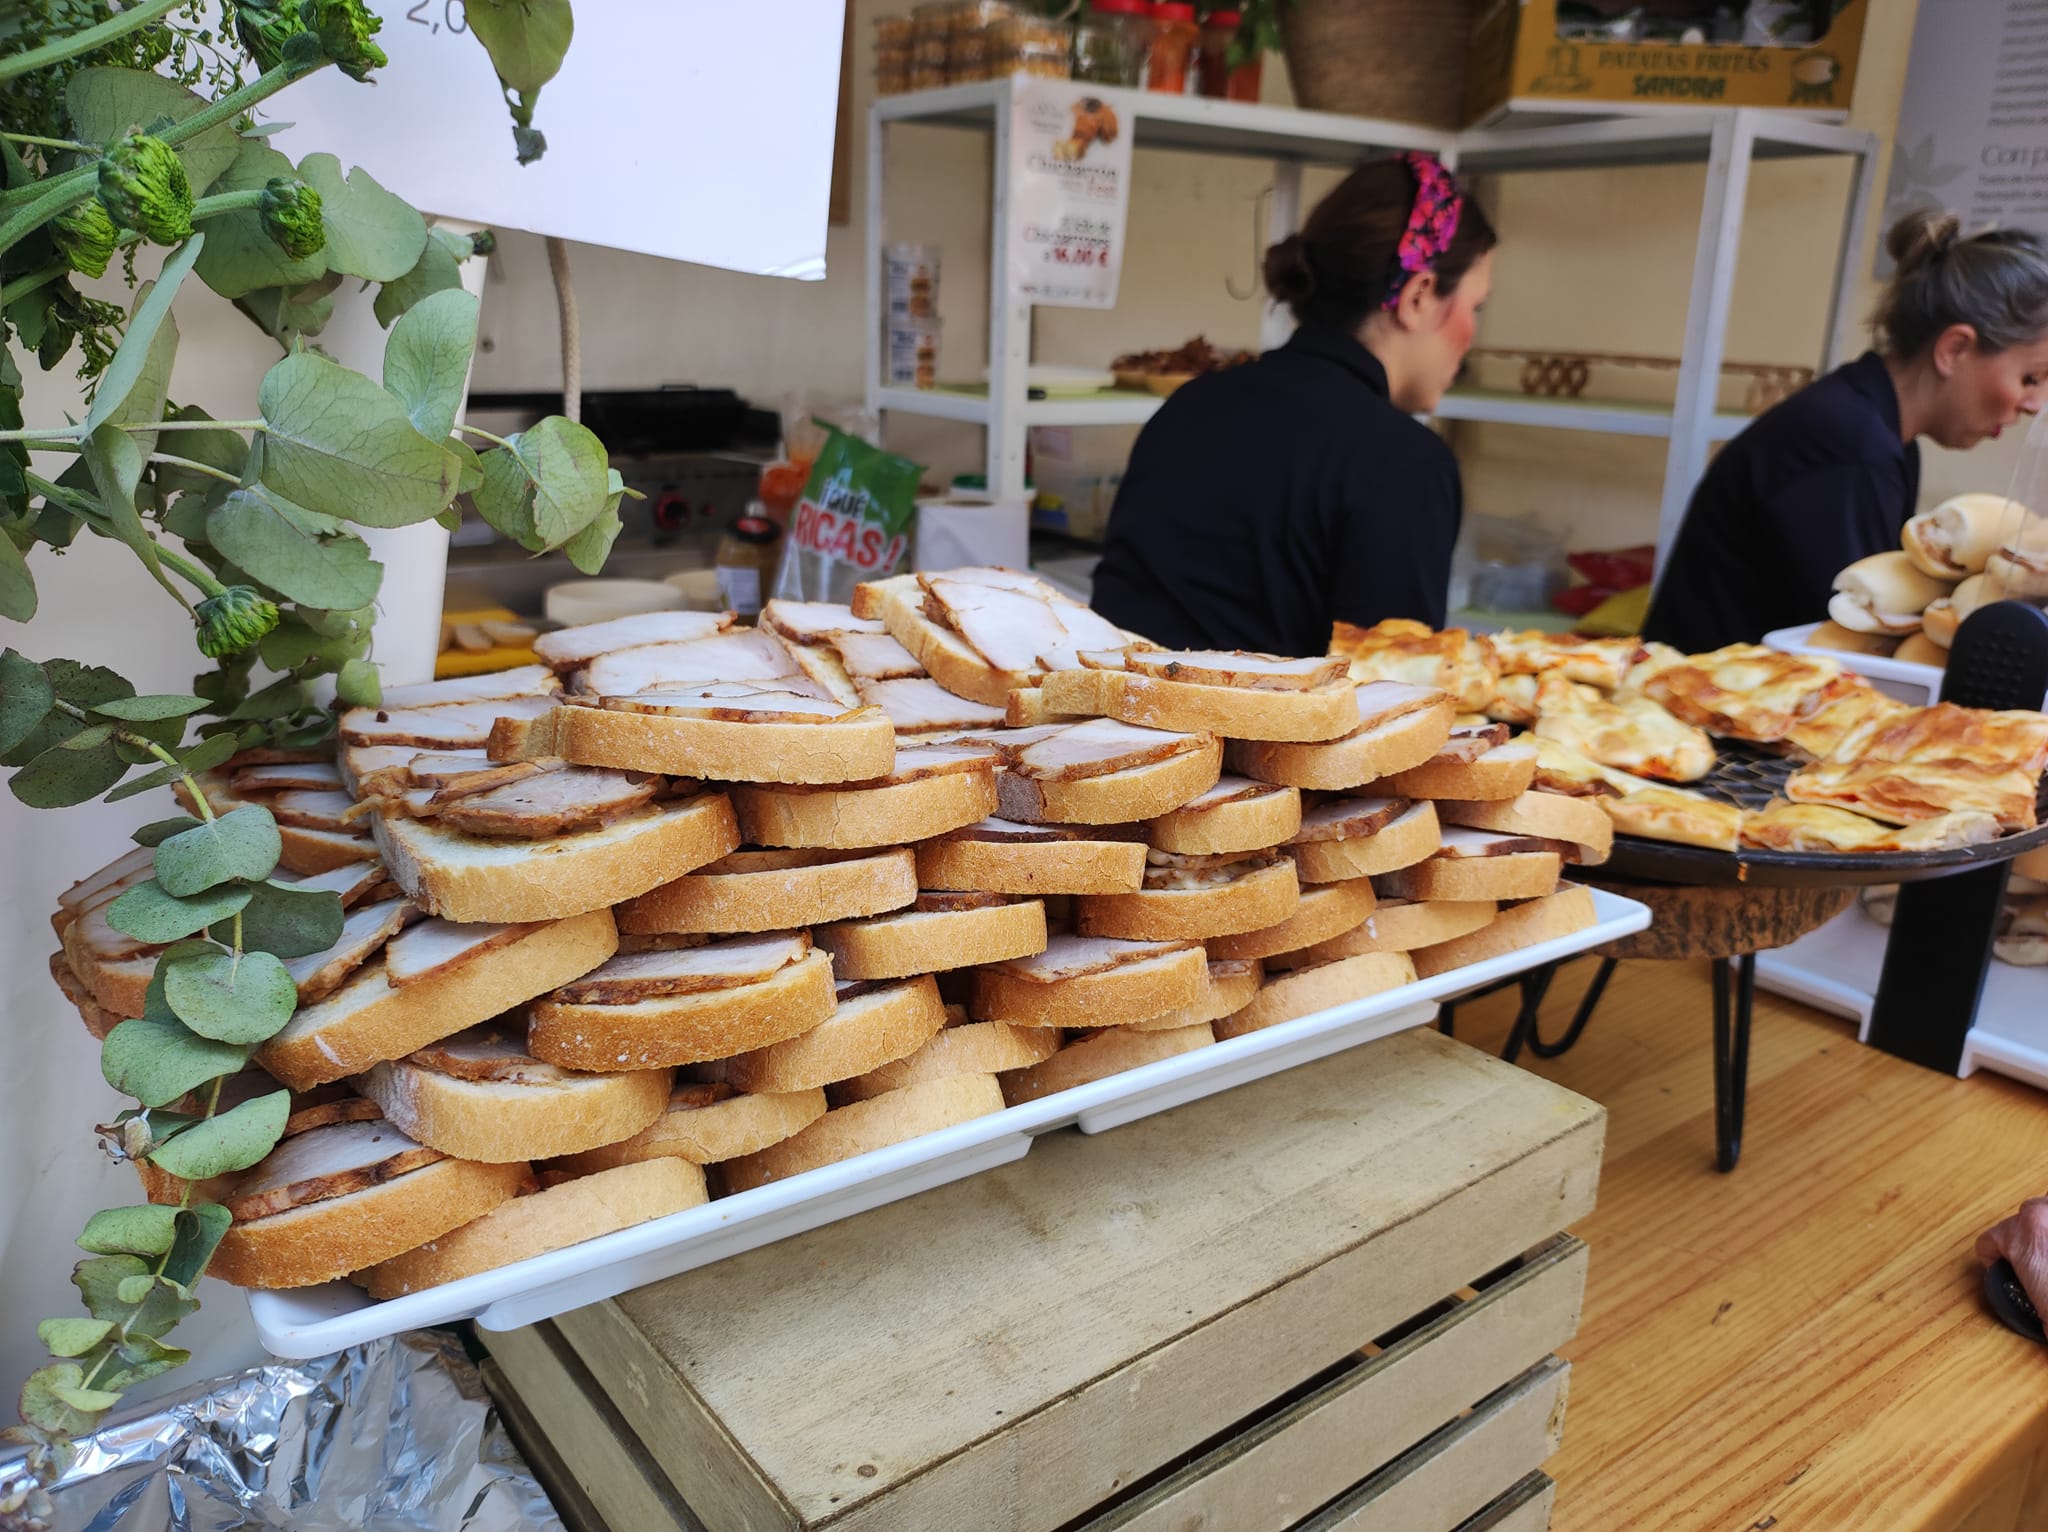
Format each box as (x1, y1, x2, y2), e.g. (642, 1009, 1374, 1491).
(1764, 622, 1951, 704)
(244, 887, 1646, 1358)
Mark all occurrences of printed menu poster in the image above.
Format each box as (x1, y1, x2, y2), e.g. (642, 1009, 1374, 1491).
(1884, 0, 2048, 275)
(1007, 80, 1135, 307)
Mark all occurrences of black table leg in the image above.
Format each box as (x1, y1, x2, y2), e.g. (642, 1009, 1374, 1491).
(1712, 952, 1757, 1173)
(1497, 963, 1560, 1065)
(1526, 956, 1618, 1060)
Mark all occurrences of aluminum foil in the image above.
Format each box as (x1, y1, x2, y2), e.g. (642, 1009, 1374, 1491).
(2, 1332, 563, 1532)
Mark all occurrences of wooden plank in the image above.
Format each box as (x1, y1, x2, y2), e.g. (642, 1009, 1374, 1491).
(553, 1029, 1603, 1532)
(1454, 1474, 1556, 1532)
(1080, 1238, 1587, 1532)
(484, 1321, 706, 1532)
(1452, 956, 2048, 1531)
(479, 1358, 616, 1532)
(1297, 1358, 1570, 1532)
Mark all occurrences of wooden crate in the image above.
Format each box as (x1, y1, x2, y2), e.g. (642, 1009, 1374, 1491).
(486, 1027, 1603, 1532)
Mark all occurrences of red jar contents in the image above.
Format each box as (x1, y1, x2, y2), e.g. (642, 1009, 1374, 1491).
(1147, 2, 1199, 92)
(1199, 8, 1263, 100)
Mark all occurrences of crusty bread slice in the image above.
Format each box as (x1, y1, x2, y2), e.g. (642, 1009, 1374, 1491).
(721, 975, 948, 1093)
(1410, 884, 1598, 979)
(731, 765, 997, 850)
(360, 1034, 670, 1163)
(533, 611, 734, 673)
(1214, 952, 1418, 1039)
(48, 949, 117, 1040)
(831, 1020, 1062, 1102)
(1122, 958, 1264, 1032)
(60, 916, 157, 1019)
(552, 1084, 828, 1172)
(1004, 687, 1086, 728)
(815, 897, 1047, 980)
(1383, 739, 1539, 801)
(1147, 776, 1302, 855)
(1225, 694, 1454, 791)
(968, 940, 1206, 1028)
(621, 847, 917, 935)
(208, 1155, 530, 1289)
(360, 1159, 707, 1299)
(1375, 852, 1561, 904)
(1038, 666, 1359, 743)
(1207, 880, 1377, 962)
(373, 793, 739, 924)
(493, 701, 896, 785)
(1435, 790, 1613, 866)
(721, 1071, 1006, 1193)
(1075, 857, 1298, 941)
(998, 1023, 1214, 1105)
(996, 737, 1223, 825)
(528, 949, 836, 1070)
(376, 664, 562, 711)
(1288, 801, 1442, 884)
(1294, 899, 1497, 962)
(854, 573, 1028, 706)
(257, 909, 619, 1091)
(916, 822, 1147, 896)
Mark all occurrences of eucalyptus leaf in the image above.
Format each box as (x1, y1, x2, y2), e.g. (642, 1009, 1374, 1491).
(193, 139, 328, 301)
(149, 407, 249, 501)
(86, 243, 201, 441)
(94, 1331, 192, 1391)
(1, 658, 132, 767)
(464, 0, 575, 94)
(114, 1273, 156, 1305)
(36, 1318, 114, 1359)
(11, 733, 127, 806)
(82, 253, 195, 584)
(0, 525, 33, 620)
(99, 1017, 251, 1109)
(0, 647, 54, 757)
(105, 730, 239, 802)
(335, 656, 381, 707)
(472, 417, 611, 550)
(447, 438, 483, 497)
(154, 804, 282, 895)
(162, 947, 297, 1044)
(93, 694, 209, 722)
(65, 68, 241, 195)
(236, 878, 345, 958)
(258, 350, 459, 528)
(258, 612, 369, 673)
(78, 1206, 180, 1258)
(20, 1363, 112, 1434)
(563, 503, 622, 576)
(383, 288, 479, 440)
(107, 878, 253, 944)
(207, 486, 383, 609)
(373, 231, 463, 329)
(161, 1205, 232, 1290)
(133, 816, 202, 848)
(110, 709, 187, 766)
(146, 1091, 290, 1181)
(73, 1253, 198, 1340)
(297, 154, 427, 282)
(236, 269, 342, 349)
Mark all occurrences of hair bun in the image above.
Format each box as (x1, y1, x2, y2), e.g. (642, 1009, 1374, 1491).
(1888, 208, 1964, 272)
(1263, 233, 1317, 307)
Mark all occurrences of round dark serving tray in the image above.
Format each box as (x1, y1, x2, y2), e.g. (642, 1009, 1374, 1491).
(1598, 741, 2048, 889)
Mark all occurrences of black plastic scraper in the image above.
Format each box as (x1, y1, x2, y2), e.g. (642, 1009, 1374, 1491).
(1983, 1259, 2047, 1344)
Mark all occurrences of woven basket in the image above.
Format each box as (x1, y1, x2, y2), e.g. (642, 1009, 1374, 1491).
(1281, 0, 1480, 129)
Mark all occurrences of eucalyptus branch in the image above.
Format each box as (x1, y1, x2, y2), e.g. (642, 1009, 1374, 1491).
(0, 169, 96, 261)
(159, 61, 319, 152)
(0, 0, 186, 82)
(188, 189, 267, 222)
(0, 133, 96, 154)
(48, 699, 218, 822)
(151, 545, 226, 604)
(0, 420, 265, 445)
(453, 423, 517, 452)
(148, 453, 240, 487)
(0, 262, 67, 308)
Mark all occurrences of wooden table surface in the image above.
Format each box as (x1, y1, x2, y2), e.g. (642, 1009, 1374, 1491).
(1453, 956, 2048, 1532)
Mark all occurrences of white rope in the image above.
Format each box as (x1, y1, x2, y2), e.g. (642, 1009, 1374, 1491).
(545, 235, 581, 424)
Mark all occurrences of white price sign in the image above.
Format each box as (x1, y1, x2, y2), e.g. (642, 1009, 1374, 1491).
(1006, 79, 1134, 308)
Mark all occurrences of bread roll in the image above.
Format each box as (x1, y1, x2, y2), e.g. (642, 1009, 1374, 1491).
(1903, 493, 2020, 579)
(1893, 631, 1948, 667)
(1803, 620, 1900, 657)
(1920, 571, 1990, 648)
(1829, 551, 1953, 635)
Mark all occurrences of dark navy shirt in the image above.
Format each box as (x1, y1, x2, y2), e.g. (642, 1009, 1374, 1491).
(1089, 322, 1462, 657)
(1644, 351, 1921, 654)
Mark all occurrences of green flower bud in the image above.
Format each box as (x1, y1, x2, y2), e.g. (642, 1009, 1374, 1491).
(96, 134, 193, 246)
(259, 177, 326, 260)
(195, 586, 282, 658)
(299, 0, 389, 82)
(230, 0, 306, 72)
(49, 200, 116, 281)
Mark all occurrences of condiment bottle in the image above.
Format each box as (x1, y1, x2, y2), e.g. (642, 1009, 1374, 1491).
(1198, 8, 1262, 100)
(1074, 0, 1151, 86)
(1147, 2, 1199, 93)
(715, 508, 782, 618)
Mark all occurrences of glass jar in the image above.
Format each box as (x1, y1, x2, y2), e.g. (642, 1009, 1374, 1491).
(1074, 0, 1150, 86)
(992, 14, 1072, 78)
(1147, 2, 1199, 93)
(1198, 8, 1263, 100)
(715, 510, 782, 619)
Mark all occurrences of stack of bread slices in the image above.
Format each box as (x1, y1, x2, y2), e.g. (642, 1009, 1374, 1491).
(50, 573, 1607, 1300)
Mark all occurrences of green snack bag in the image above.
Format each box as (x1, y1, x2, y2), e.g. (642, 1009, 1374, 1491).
(772, 424, 926, 604)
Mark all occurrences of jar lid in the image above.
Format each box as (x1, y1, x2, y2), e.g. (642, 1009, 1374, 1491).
(1090, 0, 1149, 14)
(1153, 2, 1196, 18)
(1205, 7, 1242, 21)
(727, 514, 780, 545)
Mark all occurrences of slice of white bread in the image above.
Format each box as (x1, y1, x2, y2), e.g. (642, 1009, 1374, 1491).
(852, 573, 1035, 706)
(968, 937, 1207, 1028)
(1225, 688, 1454, 791)
(527, 948, 837, 1070)
(359, 1026, 671, 1163)
(1410, 884, 1599, 979)
(256, 909, 620, 1090)
(814, 896, 1048, 981)
(1434, 791, 1614, 866)
(1382, 738, 1539, 801)
(551, 1083, 829, 1173)
(720, 1071, 1007, 1193)
(730, 761, 998, 850)
(1038, 664, 1359, 743)
(1214, 952, 1418, 1039)
(720, 976, 948, 1093)
(1294, 899, 1498, 962)
(359, 1159, 708, 1299)
(1147, 776, 1302, 855)
(533, 611, 734, 672)
(1207, 880, 1377, 962)
(620, 847, 917, 935)
(209, 1151, 530, 1289)
(494, 697, 896, 785)
(998, 1023, 1215, 1105)
(996, 737, 1223, 825)
(831, 1020, 1062, 1102)
(48, 949, 116, 1040)
(372, 793, 740, 924)
(1123, 958, 1265, 1032)
(1287, 800, 1441, 884)
(1074, 856, 1299, 941)
(376, 664, 562, 710)
(1375, 849, 1563, 904)
(917, 821, 1147, 896)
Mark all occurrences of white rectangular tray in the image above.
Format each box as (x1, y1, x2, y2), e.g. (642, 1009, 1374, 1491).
(244, 889, 1648, 1358)
(1765, 621, 1960, 705)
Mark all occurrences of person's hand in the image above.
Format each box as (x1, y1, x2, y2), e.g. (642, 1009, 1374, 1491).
(1977, 1197, 2048, 1315)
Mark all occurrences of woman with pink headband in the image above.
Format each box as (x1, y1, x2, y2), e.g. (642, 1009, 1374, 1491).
(1092, 152, 1498, 656)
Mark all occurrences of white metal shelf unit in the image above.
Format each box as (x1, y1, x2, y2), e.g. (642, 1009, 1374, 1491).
(866, 80, 1878, 562)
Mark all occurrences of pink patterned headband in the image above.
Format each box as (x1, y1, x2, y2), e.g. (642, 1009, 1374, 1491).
(1383, 152, 1465, 310)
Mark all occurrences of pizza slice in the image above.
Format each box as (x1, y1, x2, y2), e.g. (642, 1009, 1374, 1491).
(1531, 676, 1715, 784)
(1780, 678, 1911, 763)
(1599, 784, 1744, 853)
(1485, 630, 1644, 690)
(1329, 619, 1499, 711)
(1632, 642, 1844, 743)
(1785, 702, 2048, 830)
(1740, 801, 2002, 853)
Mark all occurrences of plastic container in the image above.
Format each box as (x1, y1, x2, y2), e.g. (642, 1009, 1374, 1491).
(543, 578, 684, 627)
(1199, 8, 1263, 100)
(1075, 0, 1151, 85)
(884, 241, 939, 323)
(993, 14, 1072, 77)
(1147, 1, 1199, 92)
(715, 510, 782, 618)
(874, 13, 915, 49)
(887, 323, 943, 389)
